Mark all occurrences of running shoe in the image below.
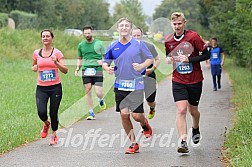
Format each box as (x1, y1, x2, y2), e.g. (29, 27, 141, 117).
(142, 119, 152, 138)
(147, 109, 155, 119)
(177, 140, 189, 153)
(40, 122, 50, 138)
(49, 135, 58, 145)
(192, 127, 200, 144)
(125, 143, 139, 154)
(99, 100, 106, 110)
(86, 112, 96, 120)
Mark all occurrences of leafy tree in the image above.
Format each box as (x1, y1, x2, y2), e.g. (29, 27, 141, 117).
(0, 0, 111, 30)
(36, 0, 62, 28)
(153, 0, 202, 32)
(198, 0, 214, 29)
(112, 0, 147, 32)
(78, 0, 111, 30)
(198, 1, 235, 60)
(230, 0, 252, 68)
(0, 0, 44, 13)
(54, 0, 111, 30)
(0, 0, 19, 13)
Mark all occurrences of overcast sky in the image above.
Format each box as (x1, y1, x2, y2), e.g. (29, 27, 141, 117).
(107, 0, 162, 16)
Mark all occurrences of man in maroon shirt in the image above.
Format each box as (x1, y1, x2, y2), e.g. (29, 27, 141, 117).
(165, 12, 210, 153)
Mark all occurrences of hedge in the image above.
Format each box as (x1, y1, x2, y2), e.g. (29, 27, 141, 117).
(9, 10, 38, 29)
(0, 13, 8, 28)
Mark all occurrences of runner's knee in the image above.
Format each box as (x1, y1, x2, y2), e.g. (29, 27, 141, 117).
(85, 88, 92, 94)
(120, 111, 130, 120)
(38, 109, 47, 121)
(131, 113, 144, 122)
(189, 109, 199, 117)
(177, 108, 187, 115)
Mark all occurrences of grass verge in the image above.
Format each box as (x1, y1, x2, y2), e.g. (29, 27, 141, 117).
(223, 58, 252, 166)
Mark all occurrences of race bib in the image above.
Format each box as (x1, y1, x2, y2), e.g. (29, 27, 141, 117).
(84, 68, 96, 76)
(40, 70, 56, 81)
(118, 79, 136, 91)
(212, 53, 218, 59)
(176, 62, 193, 74)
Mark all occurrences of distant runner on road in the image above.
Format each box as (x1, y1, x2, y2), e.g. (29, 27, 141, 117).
(206, 37, 225, 91)
(75, 25, 107, 120)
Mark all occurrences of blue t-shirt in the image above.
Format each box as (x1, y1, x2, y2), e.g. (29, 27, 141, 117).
(104, 38, 153, 90)
(210, 47, 224, 65)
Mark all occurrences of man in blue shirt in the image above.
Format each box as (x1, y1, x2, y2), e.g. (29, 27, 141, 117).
(207, 37, 225, 91)
(103, 17, 154, 154)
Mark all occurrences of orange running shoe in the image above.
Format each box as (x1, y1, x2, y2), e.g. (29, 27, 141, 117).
(40, 122, 50, 138)
(142, 119, 152, 138)
(49, 135, 58, 145)
(125, 143, 139, 154)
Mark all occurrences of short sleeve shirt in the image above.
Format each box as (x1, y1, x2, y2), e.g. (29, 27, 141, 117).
(210, 46, 224, 65)
(104, 38, 153, 90)
(165, 30, 206, 84)
(78, 39, 105, 71)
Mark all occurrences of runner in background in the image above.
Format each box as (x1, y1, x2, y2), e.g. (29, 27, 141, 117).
(75, 25, 106, 120)
(132, 27, 160, 119)
(206, 37, 225, 91)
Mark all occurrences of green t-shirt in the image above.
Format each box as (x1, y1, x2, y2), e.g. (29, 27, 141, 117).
(78, 39, 105, 71)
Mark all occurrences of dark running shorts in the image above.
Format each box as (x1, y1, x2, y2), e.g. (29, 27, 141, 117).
(172, 81, 202, 106)
(115, 89, 144, 113)
(144, 76, 156, 103)
(82, 70, 103, 86)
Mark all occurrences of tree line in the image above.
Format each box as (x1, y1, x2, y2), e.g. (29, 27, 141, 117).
(0, 0, 147, 31)
(0, 0, 251, 69)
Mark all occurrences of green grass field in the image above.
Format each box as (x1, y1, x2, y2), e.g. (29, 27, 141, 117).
(0, 29, 169, 154)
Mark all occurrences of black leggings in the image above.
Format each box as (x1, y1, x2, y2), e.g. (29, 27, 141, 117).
(36, 83, 62, 131)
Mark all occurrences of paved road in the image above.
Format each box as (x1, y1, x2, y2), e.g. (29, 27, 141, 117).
(0, 65, 233, 167)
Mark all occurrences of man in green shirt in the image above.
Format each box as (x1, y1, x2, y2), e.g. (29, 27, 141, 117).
(75, 25, 106, 120)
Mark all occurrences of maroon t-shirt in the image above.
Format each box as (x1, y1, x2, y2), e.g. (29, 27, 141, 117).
(165, 30, 206, 84)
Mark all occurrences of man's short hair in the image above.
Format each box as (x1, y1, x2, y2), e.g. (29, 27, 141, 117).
(133, 27, 143, 34)
(211, 37, 218, 41)
(117, 17, 132, 28)
(171, 12, 186, 21)
(83, 25, 93, 31)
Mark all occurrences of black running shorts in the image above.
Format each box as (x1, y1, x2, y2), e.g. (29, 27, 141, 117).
(115, 89, 144, 113)
(144, 76, 156, 103)
(82, 70, 103, 86)
(172, 81, 202, 106)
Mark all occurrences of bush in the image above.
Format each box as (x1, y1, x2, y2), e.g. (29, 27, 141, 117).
(0, 13, 8, 28)
(9, 10, 38, 29)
